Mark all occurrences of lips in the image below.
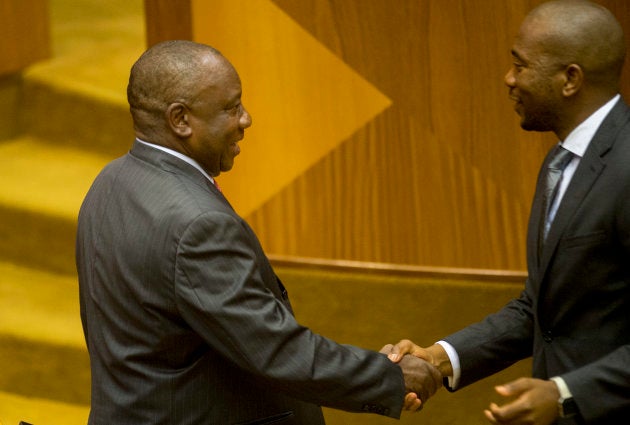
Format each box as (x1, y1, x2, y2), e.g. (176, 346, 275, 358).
(508, 94, 522, 112)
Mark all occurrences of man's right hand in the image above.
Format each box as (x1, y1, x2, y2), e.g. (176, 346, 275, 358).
(387, 339, 453, 377)
(398, 354, 442, 405)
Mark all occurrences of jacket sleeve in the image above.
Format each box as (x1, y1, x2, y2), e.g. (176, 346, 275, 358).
(562, 345, 630, 422)
(443, 285, 535, 389)
(173, 210, 405, 418)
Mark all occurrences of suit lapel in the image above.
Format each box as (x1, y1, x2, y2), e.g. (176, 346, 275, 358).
(538, 99, 628, 275)
(130, 141, 293, 312)
(538, 151, 605, 273)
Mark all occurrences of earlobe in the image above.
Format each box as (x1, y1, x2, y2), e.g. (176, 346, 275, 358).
(562, 64, 583, 97)
(166, 103, 192, 137)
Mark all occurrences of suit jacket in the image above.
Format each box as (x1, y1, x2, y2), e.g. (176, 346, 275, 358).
(444, 98, 630, 424)
(76, 141, 405, 425)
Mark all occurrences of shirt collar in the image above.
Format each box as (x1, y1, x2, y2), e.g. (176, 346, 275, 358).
(561, 94, 620, 158)
(135, 138, 216, 184)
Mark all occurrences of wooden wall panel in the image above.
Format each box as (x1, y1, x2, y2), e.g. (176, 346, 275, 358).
(0, 0, 50, 75)
(190, 0, 393, 218)
(148, 0, 630, 271)
(250, 0, 630, 270)
(248, 0, 550, 270)
(144, 0, 192, 47)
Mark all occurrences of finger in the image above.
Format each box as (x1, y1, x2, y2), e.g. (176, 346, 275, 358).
(495, 377, 531, 397)
(487, 398, 524, 424)
(487, 402, 509, 423)
(388, 339, 418, 362)
(403, 392, 422, 411)
(405, 398, 422, 412)
(379, 344, 394, 355)
(484, 408, 500, 424)
(495, 384, 513, 397)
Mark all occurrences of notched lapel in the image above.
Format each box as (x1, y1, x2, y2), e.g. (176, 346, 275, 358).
(540, 153, 605, 272)
(538, 99, 628, 273)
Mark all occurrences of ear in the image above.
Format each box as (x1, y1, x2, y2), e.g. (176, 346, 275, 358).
(562, 64, 583, 97)
(166, 102, 192, 137)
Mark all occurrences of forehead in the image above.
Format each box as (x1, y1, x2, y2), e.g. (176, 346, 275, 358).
(199, 54, 240, 83)
(512, 17, 551, 62)
(195, 56, 242, 102)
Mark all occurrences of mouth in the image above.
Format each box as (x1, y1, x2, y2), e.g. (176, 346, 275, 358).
(508, 94, 522, 113)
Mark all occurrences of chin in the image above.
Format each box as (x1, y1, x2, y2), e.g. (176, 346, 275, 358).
(521, 120, 552, 133)
(520, 115, 541, 131)
(220, 162, 235, 172)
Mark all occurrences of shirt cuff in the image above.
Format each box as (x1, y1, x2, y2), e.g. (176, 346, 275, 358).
(549, 376, 573, 399)
(435, 340, 461, 390)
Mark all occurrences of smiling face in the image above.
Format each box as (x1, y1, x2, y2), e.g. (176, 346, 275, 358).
(128, 41, 254, 176)
(504, 18, 565, 134)
(182, 55, 252, 177)
(503, 0, 626, 140)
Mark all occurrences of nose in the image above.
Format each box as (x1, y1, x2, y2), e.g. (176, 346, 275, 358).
(504, 67, 515, 87)
(240, 106, 252, 129)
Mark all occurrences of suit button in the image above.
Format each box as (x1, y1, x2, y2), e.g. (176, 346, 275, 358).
(362, 404, 387, 415)
(543, 330, 553, 342)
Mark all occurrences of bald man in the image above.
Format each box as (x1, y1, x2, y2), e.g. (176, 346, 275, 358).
(76, 40, 441, 425)
(388, 1, 630, 424)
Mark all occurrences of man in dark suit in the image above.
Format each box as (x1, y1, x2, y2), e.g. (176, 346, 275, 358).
(76, 40, 441, 424)
(386, 1, 630, 424)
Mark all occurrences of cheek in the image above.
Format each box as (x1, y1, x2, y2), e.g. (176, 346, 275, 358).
(515, 74, 534, 93)
(518, 78, 547, 106)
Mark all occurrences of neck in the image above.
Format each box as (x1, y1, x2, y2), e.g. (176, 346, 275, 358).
(554, 92, 618, 140)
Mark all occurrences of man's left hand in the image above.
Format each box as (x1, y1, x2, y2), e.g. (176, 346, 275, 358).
(484, 377, 559, 425)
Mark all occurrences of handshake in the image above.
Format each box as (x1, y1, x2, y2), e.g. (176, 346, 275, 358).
(380, 340, 451, 412)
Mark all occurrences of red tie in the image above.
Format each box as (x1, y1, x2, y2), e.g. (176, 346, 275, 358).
(212, 179, 222, 193)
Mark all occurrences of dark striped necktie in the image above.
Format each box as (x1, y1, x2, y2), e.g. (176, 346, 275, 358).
(539, 145, 573, 252)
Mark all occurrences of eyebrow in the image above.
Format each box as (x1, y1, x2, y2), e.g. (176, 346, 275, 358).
(511, 49, 526, 63)
(511, 49, 527, 65)
(226, 92, 241, 105)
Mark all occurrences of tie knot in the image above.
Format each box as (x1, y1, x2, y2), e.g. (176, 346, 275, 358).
(549, 146, 573, 170)
(549, 146, 573, 171)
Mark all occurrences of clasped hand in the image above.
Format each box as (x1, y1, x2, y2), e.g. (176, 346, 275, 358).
(382, 339, 561, 424)
(380, 340, 442, 412)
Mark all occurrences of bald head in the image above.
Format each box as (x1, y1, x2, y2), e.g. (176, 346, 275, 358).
(523, 0, 625, 90)
(127, 40, 228, 139)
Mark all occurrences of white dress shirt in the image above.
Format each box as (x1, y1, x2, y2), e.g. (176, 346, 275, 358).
(135, 138, 217, 186)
